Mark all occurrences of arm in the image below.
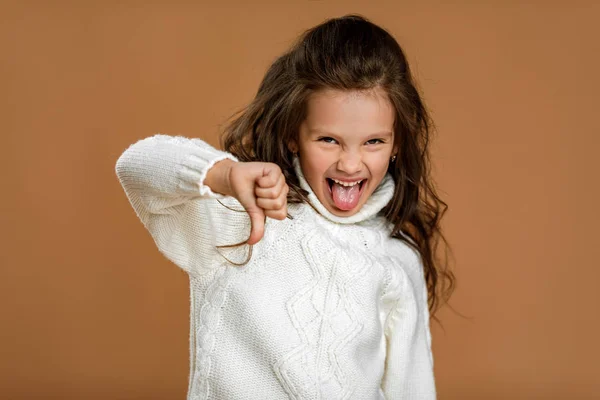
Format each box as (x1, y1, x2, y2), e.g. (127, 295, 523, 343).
(115, 134, 289, 273)
(115, 134, 236, 213)
(380, 256, 436, 399)
(115, 134, 239, 273)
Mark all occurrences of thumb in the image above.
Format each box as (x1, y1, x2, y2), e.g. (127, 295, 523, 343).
(246, 207, 265, 245)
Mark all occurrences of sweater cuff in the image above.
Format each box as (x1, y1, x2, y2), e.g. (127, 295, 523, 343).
(196, 153, 238, 198)
(169, 135, 238, 199)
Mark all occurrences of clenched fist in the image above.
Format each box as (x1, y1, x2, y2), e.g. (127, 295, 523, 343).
(205, 159, 289, 245)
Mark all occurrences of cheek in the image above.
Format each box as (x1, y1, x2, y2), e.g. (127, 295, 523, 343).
(365, 155, 391, 177)
(307, 160, 329, 183)
(299, 155, 324, 184)
(301, 147, 331, 177)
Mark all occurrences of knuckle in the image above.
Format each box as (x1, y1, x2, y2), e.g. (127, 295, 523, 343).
(270, 162, 282, 173)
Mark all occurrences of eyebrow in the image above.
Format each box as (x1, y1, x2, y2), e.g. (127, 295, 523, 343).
(308, 129, 393, 138)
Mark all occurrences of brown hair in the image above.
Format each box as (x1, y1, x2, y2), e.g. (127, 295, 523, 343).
(221, 15, 454, 318)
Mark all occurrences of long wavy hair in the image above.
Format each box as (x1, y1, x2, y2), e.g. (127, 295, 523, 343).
(221, 15, 454, 317)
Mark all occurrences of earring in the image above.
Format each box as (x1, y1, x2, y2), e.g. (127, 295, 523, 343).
(391, 155, 396, 162)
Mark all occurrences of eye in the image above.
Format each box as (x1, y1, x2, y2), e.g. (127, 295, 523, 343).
(365, 138, 384, 145)
(318, 137, 338, 144)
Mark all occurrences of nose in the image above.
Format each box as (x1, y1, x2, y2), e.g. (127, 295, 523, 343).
(337, 149, 363, 175)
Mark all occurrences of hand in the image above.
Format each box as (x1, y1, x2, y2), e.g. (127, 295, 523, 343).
(206, 159, 289, 245)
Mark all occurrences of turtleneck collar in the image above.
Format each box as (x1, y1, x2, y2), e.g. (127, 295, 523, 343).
(293, 157, 395, 225)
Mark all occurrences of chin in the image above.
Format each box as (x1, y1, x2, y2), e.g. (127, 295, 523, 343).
(328, 206, 361, 217)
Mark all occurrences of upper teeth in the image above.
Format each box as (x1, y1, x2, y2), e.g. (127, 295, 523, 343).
(332, 178, 363, 187)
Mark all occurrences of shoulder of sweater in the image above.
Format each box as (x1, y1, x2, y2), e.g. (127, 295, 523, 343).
(377, 227, 425, 288)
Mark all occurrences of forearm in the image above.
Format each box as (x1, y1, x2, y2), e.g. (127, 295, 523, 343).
(115, 134, 237, 220)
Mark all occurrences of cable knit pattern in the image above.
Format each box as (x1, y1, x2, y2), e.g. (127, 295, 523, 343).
(273, 229, 372, 399)
(116, 134, 436, 400)
(191, 266, 233, 399)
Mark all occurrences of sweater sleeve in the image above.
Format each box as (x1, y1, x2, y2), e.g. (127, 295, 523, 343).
(115, 134, 243, 274)
(380, 253, 436, 399)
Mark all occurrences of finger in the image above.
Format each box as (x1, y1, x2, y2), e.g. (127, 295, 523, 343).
(246, 208, 265, 245)
(256, 165, 282, 188)
(255, 175, 285, 199)
(265, 208, 288, 221)
(256, 195, 287, 212)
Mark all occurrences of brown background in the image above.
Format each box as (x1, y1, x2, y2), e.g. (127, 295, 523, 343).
(2, 1, 599, 399)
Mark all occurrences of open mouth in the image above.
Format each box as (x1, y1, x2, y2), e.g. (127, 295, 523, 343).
(326, 178, 366, 192)
(326, 178, 367, 211)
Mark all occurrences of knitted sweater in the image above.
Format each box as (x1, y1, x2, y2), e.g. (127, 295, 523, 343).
(115, 135, 436, 400)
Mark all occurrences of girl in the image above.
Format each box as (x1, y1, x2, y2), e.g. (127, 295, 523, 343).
(116, 15, 453, 400)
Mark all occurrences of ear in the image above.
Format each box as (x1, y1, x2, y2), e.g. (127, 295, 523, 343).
(288, 140, 298, 154)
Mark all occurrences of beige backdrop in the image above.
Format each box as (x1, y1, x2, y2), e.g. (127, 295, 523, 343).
(2, 1, 599, 399)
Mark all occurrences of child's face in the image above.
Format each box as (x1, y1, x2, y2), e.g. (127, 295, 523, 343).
(293, 88, 396, 217)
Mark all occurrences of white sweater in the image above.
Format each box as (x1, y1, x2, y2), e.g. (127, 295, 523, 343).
(116, 135, 436, 400)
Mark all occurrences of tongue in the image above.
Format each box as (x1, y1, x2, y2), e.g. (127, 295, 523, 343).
(332, 182, 361, 211)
